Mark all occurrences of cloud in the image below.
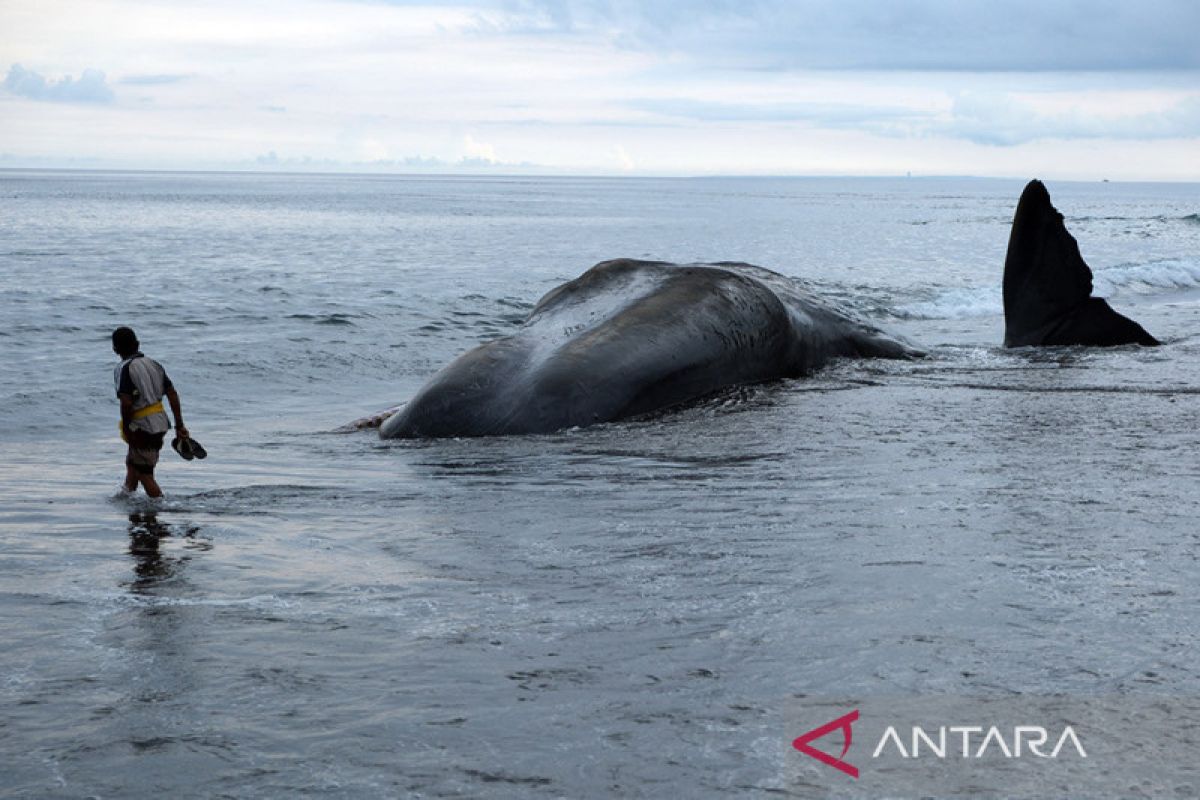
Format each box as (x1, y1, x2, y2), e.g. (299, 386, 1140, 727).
(462, 133, 498, 163)
(3, 0, 1197, 178)
(247, 148, 540, 172)
(3, 63, 115, 103)
(942, 92, 1200, 146)
(624, 88, 1200, 146)
(611, 144, 634, 170)
(626, 97, 922, 126)
(117, 73, 191, 86)
(482, 0, 1200, 72)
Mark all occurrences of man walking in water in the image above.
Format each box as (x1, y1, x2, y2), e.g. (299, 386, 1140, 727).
(112, 327, 188, 498)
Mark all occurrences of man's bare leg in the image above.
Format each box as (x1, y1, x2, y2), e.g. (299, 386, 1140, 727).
(139, 471, 163, 498)
(125, 456, 163, 498)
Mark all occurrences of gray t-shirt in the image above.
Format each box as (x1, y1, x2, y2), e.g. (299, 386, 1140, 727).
(114, 353, 173, 434)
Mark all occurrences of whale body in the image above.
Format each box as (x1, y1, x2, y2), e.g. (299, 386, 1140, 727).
(379, 259, 915, 438)
(366, 181, 1163, 439)
(1003, 180, 1158, 347)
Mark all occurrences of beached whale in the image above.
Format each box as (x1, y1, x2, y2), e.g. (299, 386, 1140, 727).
(1003, 180, 1158, 347)
(360, 180, 1159, 439)
(376, 259, 916, 438)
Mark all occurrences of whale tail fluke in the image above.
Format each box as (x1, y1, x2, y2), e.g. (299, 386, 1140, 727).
(1003, 179, 1158, 347)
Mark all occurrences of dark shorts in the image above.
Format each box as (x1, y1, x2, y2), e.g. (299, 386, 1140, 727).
(126, 431, 166, 474)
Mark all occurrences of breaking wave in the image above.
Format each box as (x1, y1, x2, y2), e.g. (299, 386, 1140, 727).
(1091, 258, 1200, 296)
(894, 258, 1200, 320)
(894, 286, 1001, 320)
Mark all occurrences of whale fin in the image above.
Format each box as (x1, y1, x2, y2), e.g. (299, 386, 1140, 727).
(1003, 180, 1158, 347)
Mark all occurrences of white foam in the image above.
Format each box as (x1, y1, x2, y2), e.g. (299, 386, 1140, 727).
(896, 286, 1001, 320)
(895, 258, 1200, 320)
(58, 587, 294, 610)
(1092, 259, 1200, 296)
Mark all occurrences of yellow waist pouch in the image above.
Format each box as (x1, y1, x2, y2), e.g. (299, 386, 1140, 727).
(119, 401, 165, 443)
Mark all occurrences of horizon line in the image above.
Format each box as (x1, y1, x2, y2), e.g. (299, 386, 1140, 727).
(3, 165, 1197, 185)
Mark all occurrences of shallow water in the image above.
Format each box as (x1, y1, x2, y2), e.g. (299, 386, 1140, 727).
(1, 171, 1199, 797)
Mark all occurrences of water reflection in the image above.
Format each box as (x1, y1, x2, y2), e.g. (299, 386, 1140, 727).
(125, 512, 209, 595)
(120, 512, 213, 753)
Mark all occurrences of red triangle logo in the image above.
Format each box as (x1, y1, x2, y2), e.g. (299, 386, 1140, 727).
(792, 709, 859, 778)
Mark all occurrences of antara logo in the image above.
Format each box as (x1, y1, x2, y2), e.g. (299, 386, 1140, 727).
(792, 710, 860, 778)
(793, 710, 1087, 779)
(872, 724, 1087, 760)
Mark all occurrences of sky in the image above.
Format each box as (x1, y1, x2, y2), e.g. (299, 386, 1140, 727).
(1, 0, 1198, 179)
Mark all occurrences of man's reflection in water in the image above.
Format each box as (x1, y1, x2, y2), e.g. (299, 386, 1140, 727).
(121, 513, 213, 754)
(126, 512, 209, 595)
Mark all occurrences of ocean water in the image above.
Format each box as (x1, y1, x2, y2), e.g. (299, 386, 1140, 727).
(1, 170, 1199, 798)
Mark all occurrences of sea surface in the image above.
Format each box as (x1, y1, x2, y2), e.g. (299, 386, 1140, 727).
(1, 170, 1199, 798)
